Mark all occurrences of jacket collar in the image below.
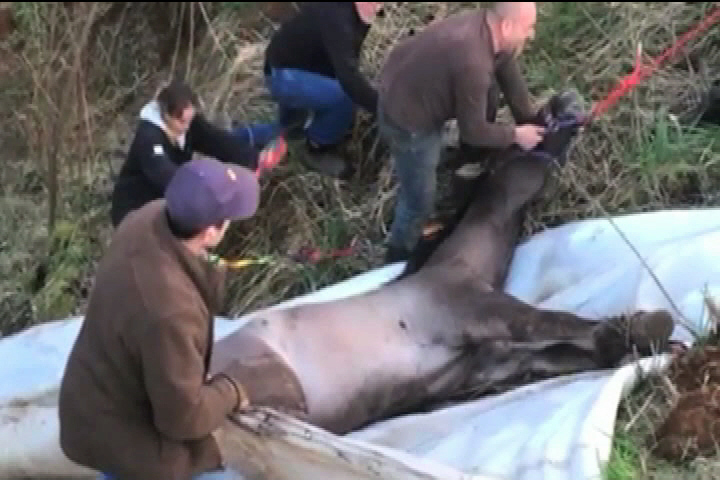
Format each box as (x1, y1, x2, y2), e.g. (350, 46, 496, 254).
(140, 100, 187, 149)
(146, 200, 227, 315)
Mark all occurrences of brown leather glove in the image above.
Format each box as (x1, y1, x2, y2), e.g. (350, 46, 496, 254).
(209, 330, 309, 418)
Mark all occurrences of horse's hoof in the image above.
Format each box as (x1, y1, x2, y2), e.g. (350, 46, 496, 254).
(629, 310, 675, 354)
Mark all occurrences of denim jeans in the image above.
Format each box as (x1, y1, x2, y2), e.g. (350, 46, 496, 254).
(379, 81, 506, 252)
(377, 106, 444, 253)
(235, 67, 355, 148)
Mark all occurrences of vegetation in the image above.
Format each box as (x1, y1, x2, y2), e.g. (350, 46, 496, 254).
(2, 2, 720, 478)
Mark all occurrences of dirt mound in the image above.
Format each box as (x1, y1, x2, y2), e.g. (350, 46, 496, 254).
(653, 345, 720, 463)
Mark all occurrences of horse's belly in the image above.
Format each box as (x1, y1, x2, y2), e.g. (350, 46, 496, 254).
(252, 290, 463, 433)
(303, 339, 460, 433)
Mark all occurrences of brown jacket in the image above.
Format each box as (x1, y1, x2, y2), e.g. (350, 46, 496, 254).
(378, 8, 536, 148)
(58, 199, 238, 480)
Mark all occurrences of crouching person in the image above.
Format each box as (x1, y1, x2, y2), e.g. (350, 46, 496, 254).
(59, 157, 261, 480)
(111, 79, 285, 228)
(245, 2, 384, 180)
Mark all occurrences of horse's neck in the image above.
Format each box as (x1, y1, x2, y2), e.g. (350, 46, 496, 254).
(424, 151, 553, 284)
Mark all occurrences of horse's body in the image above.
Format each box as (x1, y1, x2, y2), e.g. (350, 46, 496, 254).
(210, 91, 675, 436)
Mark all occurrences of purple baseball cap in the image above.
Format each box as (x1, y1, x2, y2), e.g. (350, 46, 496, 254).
(165, 157, 260, 232)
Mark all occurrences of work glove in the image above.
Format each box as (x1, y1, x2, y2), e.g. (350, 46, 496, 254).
(256, 135, 288, 177)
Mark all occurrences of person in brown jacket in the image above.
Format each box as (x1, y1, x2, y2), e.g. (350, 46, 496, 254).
(58, 157, 264, 480)
(377, 2, 546, 263)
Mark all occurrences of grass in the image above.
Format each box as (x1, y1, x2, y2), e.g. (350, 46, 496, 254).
(604, 430, 643, 480)
(3, 1, 720, 478)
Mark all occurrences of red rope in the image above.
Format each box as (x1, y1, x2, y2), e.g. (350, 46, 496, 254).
(589, 5, 720, 120)
(291, 237, 359, 264)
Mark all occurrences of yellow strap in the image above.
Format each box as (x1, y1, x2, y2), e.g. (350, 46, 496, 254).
(223, 257, 272, 269)
(208, 254, 274, 269)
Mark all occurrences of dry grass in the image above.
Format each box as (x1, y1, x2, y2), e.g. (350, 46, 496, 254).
(190, 1, 720, 317)
(3, 1, 720, 325)
(3, 1, 720, 475)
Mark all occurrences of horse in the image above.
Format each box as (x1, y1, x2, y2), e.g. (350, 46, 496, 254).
(209, 89, 675, 439)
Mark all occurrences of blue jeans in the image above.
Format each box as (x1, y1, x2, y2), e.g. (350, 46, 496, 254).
(236, 67, 355, 148)
(377, 106, 443, 253)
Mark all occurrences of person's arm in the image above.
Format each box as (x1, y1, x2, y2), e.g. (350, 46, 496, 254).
(134, 127, 181, 193)
(318, 6, 378, 114)
(495, 54, 537, 125)
(189, 113, 260, 170)
(140, 309, 239, 441)
(453, 61, 517, 149)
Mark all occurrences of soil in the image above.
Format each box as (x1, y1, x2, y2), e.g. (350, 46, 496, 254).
(653, 345, 720, 463)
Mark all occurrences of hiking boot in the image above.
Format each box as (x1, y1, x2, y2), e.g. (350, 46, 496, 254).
(594, 310, 675, 366)
(301, 141, 355, 180)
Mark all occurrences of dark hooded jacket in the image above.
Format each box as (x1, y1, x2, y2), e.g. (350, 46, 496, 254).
(111, 101, 259, 228)
(264, 2, 378, 114)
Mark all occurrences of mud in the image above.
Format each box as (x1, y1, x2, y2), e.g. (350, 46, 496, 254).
(653, 345, 720, 462)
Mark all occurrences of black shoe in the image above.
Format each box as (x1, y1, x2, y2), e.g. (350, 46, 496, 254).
(384, 245, 411, 265)
(283, 109, 313, 141)
(301, 141, 355, 180)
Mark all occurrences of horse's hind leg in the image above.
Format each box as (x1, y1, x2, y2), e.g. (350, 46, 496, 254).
(461, 340, 600, 396)
(461, 308, 675, 397)
(467, 291, 675, 367)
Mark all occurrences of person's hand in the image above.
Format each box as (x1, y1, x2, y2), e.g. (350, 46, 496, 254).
(217, 358, 308, 416)
(211, 372, 250, 413)
(257, 135, 288, 175)
(514, 124, 546, 151)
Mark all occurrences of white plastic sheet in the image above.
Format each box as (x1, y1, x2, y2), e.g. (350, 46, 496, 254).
(2, 208, 720, 480)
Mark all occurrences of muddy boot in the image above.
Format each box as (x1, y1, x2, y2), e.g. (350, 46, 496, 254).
(301, 140, 355, 180)
(594, 310, 675, 367)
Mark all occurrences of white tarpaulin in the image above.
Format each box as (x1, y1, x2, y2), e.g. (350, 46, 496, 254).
(2, 207, 720, 480)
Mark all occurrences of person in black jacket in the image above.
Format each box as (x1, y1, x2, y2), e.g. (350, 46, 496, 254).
(244, 2, 383, 180)
(111, 80, 282, 228)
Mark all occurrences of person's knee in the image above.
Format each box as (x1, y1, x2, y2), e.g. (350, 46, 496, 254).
(306, 101, 355, 146)
(337, 91, 355, 117)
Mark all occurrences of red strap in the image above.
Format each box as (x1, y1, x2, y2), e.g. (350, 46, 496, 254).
(292, 238, 359, 264)
(589, 5, 720, 120)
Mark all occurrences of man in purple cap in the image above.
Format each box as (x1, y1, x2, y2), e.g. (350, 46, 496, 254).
(58, 157, 262, 479)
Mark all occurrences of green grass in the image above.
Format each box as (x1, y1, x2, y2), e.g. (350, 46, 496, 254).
(604, 431, 643, 480)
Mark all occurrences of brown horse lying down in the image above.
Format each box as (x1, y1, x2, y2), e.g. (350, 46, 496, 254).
(209, 90, 675, 437)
